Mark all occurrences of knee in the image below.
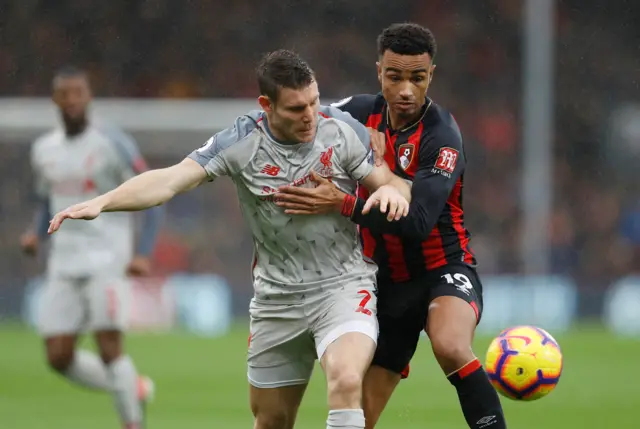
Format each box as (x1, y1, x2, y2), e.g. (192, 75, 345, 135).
(46, 347, 74, 372)
(95, 331, 122, 364)
(429, 333, 473, 363)
(328, 371, 363, 398)
(98, 348, 121, 365)
(253, 410, 292, 429)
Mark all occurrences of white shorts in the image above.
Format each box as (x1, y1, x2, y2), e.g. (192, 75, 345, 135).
(247, 276, 378, 389)
(37, 273, 131, 337)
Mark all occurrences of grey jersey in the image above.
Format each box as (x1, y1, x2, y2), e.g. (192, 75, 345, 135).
(31, 125, 147, 275)
(188, 106, 375, 297)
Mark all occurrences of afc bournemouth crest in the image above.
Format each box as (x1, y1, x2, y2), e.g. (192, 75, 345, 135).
(398, 143, 415, 171)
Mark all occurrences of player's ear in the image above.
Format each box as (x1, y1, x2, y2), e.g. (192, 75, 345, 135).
(52, 90, 62, 109)
(376, 61, 382, 83)
(429, 64, 436, 83)
(258, 95, 272, 113)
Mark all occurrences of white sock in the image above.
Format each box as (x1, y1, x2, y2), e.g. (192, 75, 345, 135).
(64, 350, 111, 391)
(107, 355, 141, 426)
(326, 409, 365, 429)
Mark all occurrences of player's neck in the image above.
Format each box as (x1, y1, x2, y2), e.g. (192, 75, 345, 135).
(388, 113, 420, 132)
(63, 118, 88, 137)
(263, 117, 297, 145)
(266, 124, 288, 143)
(387, 100, 430, 132)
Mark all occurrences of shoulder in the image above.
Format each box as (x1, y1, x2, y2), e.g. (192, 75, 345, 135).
(33, 128, 62, 149)
(318, 113, 369, 151)
(31, 129, 62, 158)
(93, 124, 149, 171)
(199, 111, 262, 157)
(94, 123, 138, 152)
(318, 101, 372, 150)
(188, 111, 263, 175)
(421, 100, 463, 150)
(329, 93, 383, 123)
(330, 93, 381, 111)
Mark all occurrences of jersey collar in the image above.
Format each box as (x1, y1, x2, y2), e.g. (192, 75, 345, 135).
(385, 97, 432, 134)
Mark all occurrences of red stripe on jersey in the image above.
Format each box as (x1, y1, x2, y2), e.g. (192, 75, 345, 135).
(357, 184, 370, 200)
(448, 178, 474, 264)
(382, 234, 410, 282)
(361, 227, 376, 260)
(318, 112, 329, 118)
(403, 122, 424, 177)
(384, 131, 398, 173)
(422, 230, 447, 270)
(366, 113, 383, 129)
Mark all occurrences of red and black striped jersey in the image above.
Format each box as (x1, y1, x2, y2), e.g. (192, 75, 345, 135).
(333, 93, 476, 283)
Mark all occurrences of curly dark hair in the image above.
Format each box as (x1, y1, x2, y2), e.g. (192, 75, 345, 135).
(377, 23, 437, 60)
(52, 65, 88, 86)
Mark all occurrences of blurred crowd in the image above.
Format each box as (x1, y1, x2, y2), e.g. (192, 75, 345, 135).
(1, 0, 639, 300)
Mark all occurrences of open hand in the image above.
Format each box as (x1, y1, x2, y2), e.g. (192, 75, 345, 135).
(275, 171, 345, 215)
(362, 185, 409, 221)
(48, 199, 104, 234)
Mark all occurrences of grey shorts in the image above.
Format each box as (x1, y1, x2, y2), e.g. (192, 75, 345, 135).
(247, 277, 378, 389)
(37, 273, 131, 337)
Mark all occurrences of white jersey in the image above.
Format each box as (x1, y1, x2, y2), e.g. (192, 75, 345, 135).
(188, 106, 376, 298)
(31, 124, 146, 276)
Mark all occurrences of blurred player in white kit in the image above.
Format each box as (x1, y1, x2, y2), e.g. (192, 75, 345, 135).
(20, 67, 162, 429)
(48, 50, 411, 429)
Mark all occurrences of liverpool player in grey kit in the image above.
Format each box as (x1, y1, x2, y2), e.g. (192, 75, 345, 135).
(21, 67, 160, 429)
(48, 51, 411, 429)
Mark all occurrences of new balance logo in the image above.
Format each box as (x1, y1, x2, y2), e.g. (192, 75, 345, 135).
(477, 415, 497, 428)
(260, 164, 281, 176)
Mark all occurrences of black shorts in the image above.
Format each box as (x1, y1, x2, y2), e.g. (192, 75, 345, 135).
(372, 263, 484, 378)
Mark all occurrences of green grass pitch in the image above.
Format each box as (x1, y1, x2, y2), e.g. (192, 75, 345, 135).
(0, 324, 635, 428)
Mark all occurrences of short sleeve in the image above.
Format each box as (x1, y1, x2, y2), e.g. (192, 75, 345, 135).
(336, 121, 374, 182)
(319, 104, 371, 148)
(30, 142, 49, 198)
(103, 127, 148, 181)
(187, 114, 258, 181)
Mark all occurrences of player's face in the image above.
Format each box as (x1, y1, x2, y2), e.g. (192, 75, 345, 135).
(53, 76, 91, 124)
(377, 50, 435, 120)
(259, 81, 319, 143)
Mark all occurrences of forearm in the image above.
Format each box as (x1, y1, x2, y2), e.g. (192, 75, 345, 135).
(136, 206, 163, 256)
(344, 196, 435, 240)
(99, 169, 178, 212)
(32, 198, 51, 239)
(388, 175, 412, 202)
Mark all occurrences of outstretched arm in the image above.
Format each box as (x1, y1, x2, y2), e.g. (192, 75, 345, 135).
(48, 158, 206, 233)
(102, 158, 205, 212)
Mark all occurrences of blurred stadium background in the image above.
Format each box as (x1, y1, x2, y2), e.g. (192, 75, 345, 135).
(1, 1, 639, 428)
